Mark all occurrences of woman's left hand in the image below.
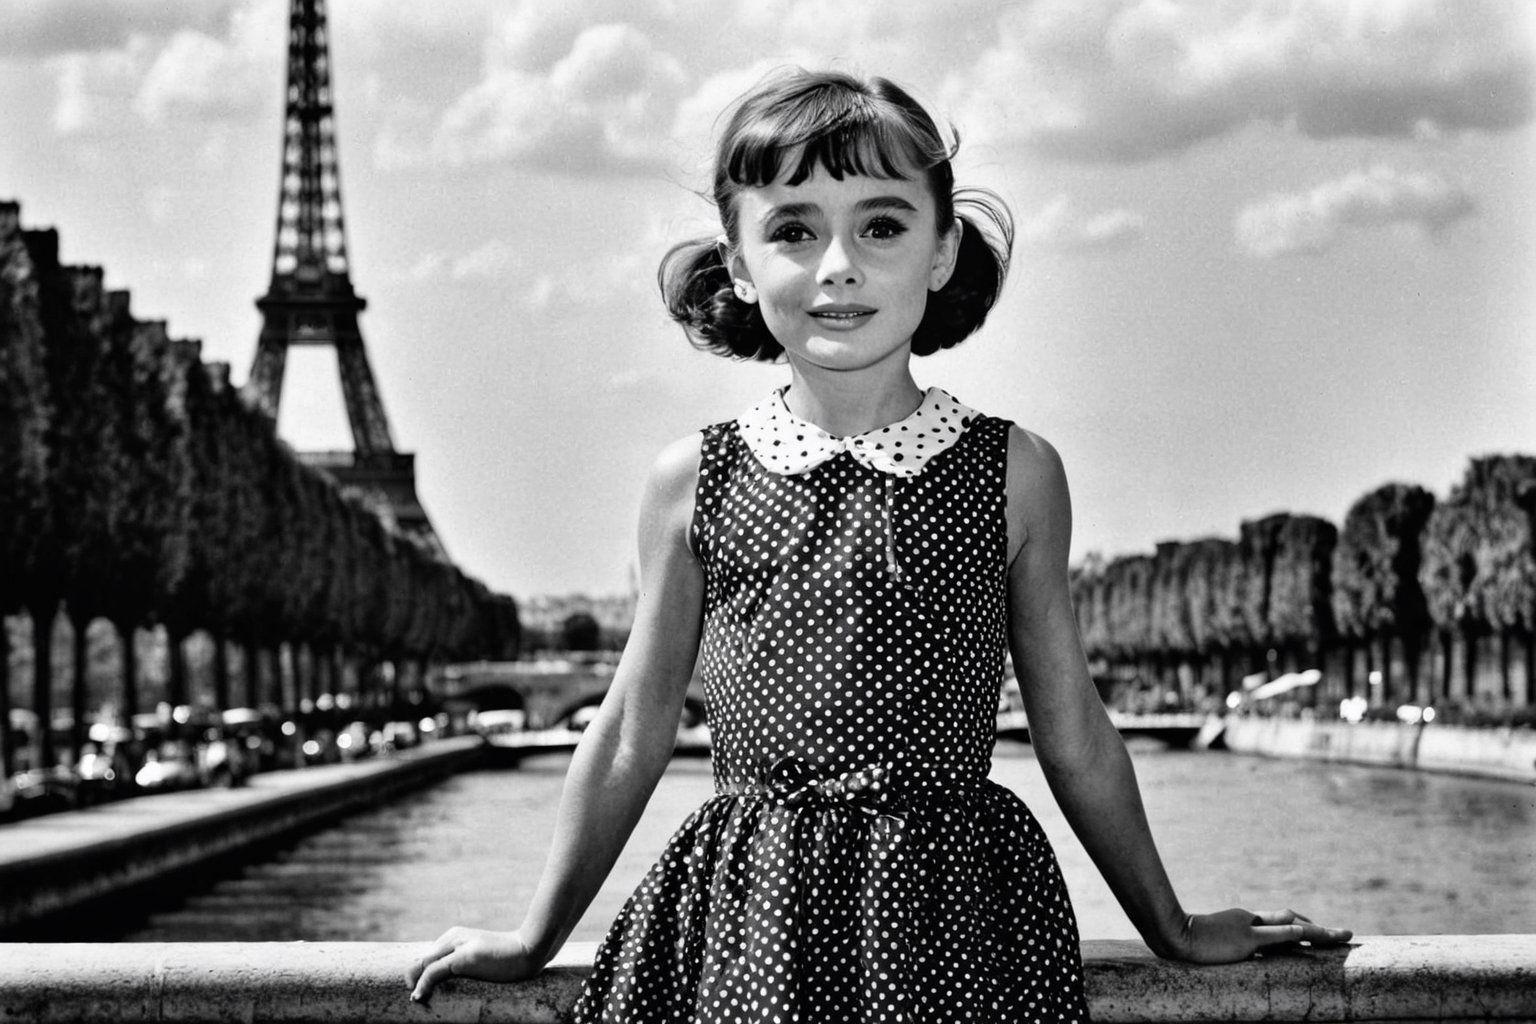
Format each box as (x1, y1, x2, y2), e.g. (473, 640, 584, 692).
(1166, 908, 1353, 964)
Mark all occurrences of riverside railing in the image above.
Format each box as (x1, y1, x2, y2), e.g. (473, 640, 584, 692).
(3, 935, 1534, 1022)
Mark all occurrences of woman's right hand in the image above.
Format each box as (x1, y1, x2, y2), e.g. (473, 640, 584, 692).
(405, 926, 543, 1003)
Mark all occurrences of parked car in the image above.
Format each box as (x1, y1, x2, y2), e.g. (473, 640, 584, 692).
(221, 707, 280, 775)
(200, 728, 246, 787)
(6, 709, 80, 817)
(334, 721, 374, 761)
(10, 764, 79, 816)
(132, 706, 252, 791)
(75, 723, 137, 805)
(473, 708, 527, 745)
(133, 741, 204, 791)
(381, 720, 419, 751)
(300, 728, 341, 766)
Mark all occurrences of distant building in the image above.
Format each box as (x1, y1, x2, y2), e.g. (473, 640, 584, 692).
(518, 593, 637, 651)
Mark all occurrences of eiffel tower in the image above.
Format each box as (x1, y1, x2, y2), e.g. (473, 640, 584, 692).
(245, 0, 443, 556)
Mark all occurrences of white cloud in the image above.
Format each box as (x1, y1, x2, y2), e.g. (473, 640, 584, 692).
(1022, 196, 1147, 252)
(1235, 165, 1477, 257)
(0, 0, 229, 58)
(948, 0, 1535, 162)
(40, 0, 280, 134)
(50, 54, 97, 134)
(26, 0, 1534, 183)
(407, 252, 448, 282)
(450, 240, 516, 280)
(404, 214, 664, 313)
(430, 23, 689, 173)
(526, 274, 560, 309)
(132, 27, 271, 125)
(407, 243, 518, 283)
(490, 0, 613, 72)
(405, 0, 996, 175)
(48, 45, 145, 134)
(394, 0, 1534, 178)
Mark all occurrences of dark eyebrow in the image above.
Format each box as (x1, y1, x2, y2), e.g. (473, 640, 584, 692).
(760, 201, 819, 224)
(759, 196, 920, 223)
(858, 196, 919, 215)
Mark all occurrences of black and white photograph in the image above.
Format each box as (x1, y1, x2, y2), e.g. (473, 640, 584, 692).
(2, 2, 1533, 1021)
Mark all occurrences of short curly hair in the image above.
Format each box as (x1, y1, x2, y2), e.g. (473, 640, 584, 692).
(659, 68, 1014, 362)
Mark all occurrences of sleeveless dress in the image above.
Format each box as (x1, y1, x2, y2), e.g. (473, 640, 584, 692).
(572, 388, 1089, 1023)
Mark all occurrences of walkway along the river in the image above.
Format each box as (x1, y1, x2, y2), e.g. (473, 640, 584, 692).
(0, 736, 481, 933)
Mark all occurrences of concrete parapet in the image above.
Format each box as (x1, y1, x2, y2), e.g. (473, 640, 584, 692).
(1084, 935, 1536, 1021)
(0, 935, 1532, 1022)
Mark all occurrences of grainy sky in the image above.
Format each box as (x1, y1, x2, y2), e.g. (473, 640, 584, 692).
(2, 0, 1532, 599)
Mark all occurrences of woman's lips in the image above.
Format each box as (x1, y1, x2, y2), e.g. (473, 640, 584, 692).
(808, 306, 875, 325)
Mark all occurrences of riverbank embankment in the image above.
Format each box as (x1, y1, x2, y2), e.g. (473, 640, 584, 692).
(0, 737, 482, 933)
(1220, 716, 1536, 784)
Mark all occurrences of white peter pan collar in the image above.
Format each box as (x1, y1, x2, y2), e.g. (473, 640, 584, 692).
(737, 386, 979, 479)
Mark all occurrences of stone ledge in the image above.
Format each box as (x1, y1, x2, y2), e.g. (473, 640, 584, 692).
(1, 935, 1533, 1022)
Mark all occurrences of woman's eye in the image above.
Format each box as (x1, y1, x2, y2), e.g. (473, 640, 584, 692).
(865, 216, 908, 240)
(768, 222, 813, 244)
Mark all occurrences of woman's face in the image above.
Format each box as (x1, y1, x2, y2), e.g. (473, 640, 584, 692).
(726, 165, 960, 378)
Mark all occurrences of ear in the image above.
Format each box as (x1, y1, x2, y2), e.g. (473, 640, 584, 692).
(718, 237, 758, 304)
(929, 218, 963, 292)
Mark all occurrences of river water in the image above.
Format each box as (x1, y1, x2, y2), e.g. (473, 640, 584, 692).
(113, 742, 1535, 943)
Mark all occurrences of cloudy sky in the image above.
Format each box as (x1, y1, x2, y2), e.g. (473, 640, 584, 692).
(2, 0, 1532, 600)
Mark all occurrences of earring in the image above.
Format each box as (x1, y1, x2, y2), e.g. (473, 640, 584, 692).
(734, 283, 757, 303)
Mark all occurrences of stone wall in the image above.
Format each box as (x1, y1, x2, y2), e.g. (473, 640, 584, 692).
(2, 935, 1533, 1022)
(1222, 717, 1536, 784)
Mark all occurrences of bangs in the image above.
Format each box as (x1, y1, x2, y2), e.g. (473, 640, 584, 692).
(721, 82, 953, 189)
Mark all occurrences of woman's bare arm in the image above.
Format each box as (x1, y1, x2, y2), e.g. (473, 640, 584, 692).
(1002, 425, 1349, 962)
(407, 433, 706, 999)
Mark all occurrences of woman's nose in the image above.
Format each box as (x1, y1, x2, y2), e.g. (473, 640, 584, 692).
(818, 235, 863, 287)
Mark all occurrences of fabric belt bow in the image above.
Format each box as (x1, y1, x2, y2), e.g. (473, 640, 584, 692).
(736, 755, 905, 835)
(725, 755, 915, 1017)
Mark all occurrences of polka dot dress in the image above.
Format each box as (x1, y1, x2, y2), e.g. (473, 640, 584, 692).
(573, 390, 1089, 1023)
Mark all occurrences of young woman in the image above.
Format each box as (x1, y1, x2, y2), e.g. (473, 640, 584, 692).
(408, 68, 1350, 1022)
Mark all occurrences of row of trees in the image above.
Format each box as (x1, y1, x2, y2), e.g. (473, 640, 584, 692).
(1, 201, 520, 773)
(1071, 456, 1536, 713)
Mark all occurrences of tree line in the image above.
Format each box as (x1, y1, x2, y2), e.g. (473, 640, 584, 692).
(1, 201, 519, 774)
(1070, 456, 1536, 717)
